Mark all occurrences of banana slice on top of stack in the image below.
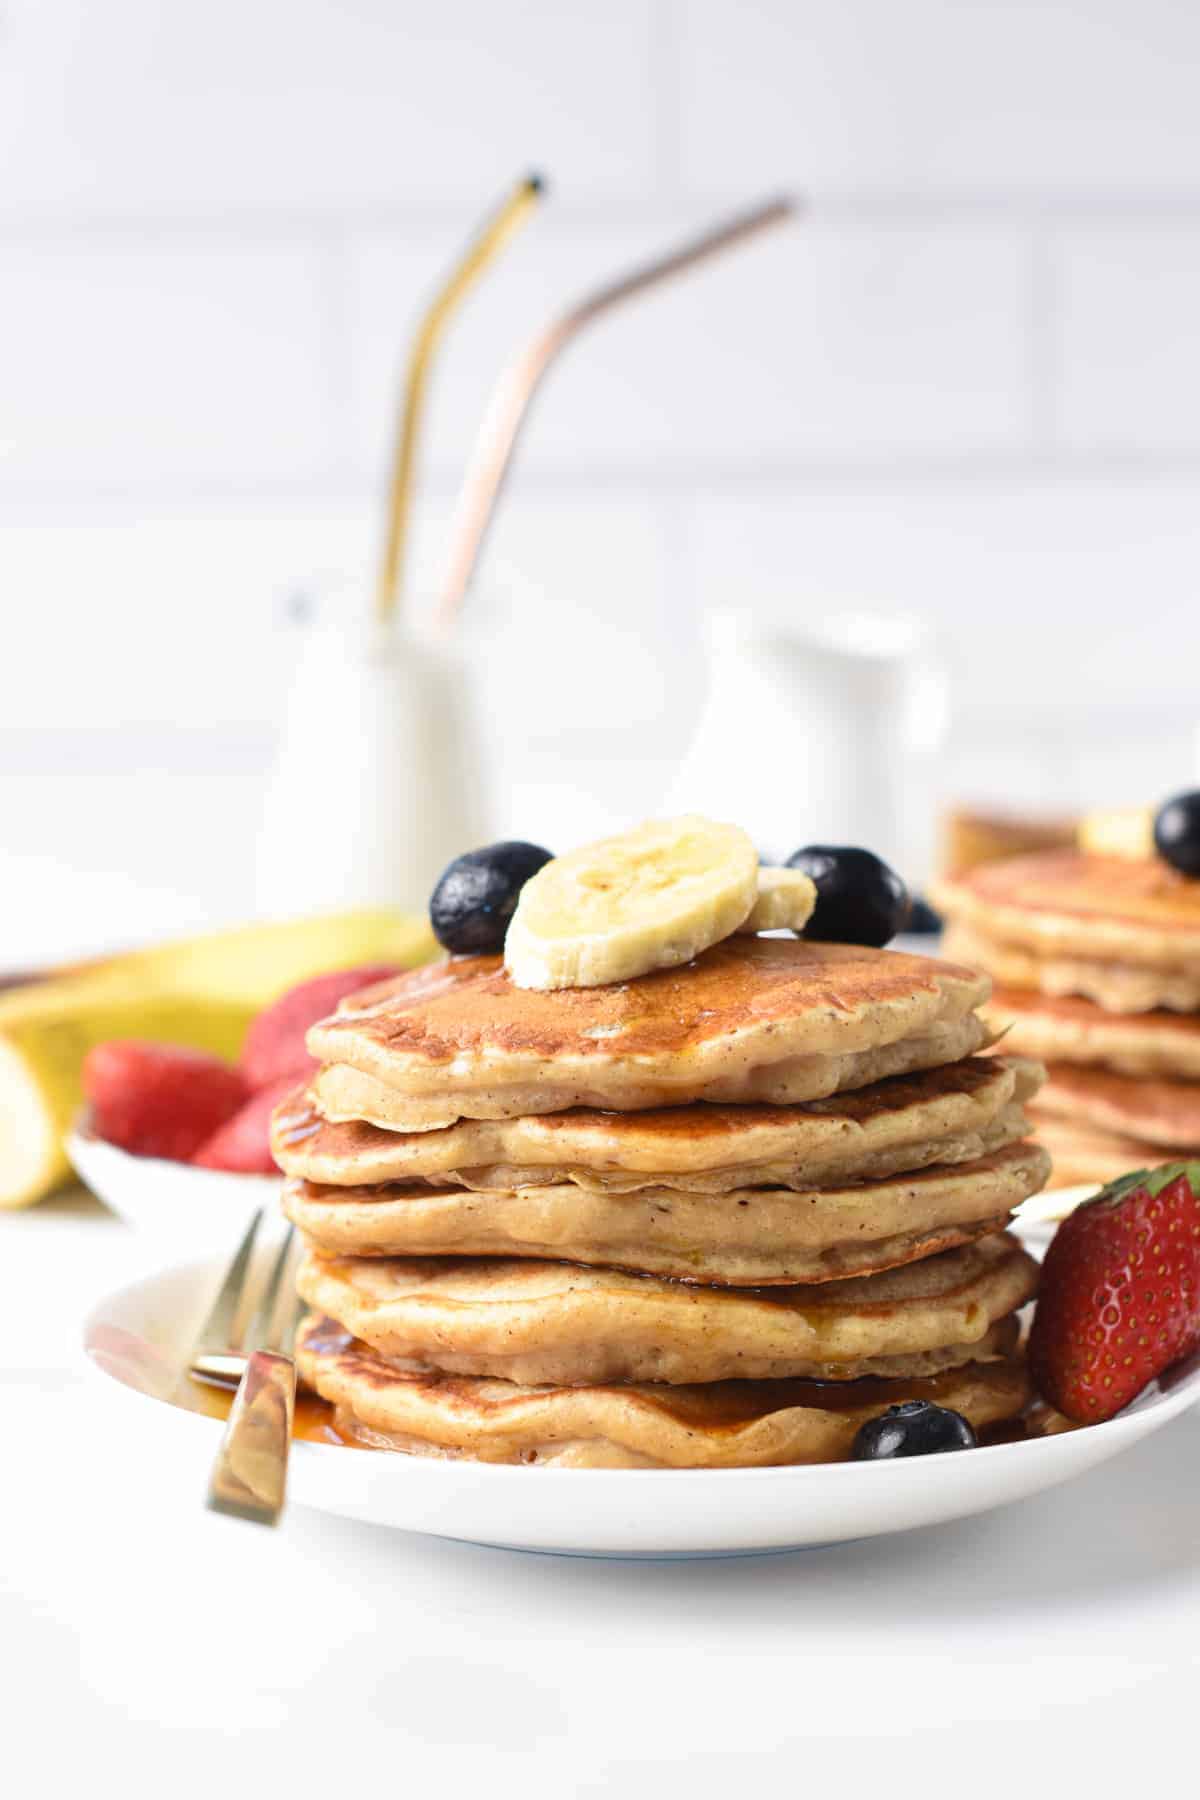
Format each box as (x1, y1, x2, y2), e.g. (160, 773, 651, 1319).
(504, 816, 813, 991)
(736, 866, 820, 935)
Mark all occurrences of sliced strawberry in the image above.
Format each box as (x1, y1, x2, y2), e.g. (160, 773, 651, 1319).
(191, 1076, 297, 1174)
(1028, 1161, 1200, 1423)
(239, 964, 399, 1090)
(83, 1040, 248, 1162)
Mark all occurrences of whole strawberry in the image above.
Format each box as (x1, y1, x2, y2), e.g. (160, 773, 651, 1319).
(191, 1076, 298, 1174)
(239, 964, 399, 1090)
(83, 1041, 248, 1162)
(1029, 1162, 1200, 1423)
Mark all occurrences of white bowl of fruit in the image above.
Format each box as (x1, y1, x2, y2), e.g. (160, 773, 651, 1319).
(67, 963, 398, 1250)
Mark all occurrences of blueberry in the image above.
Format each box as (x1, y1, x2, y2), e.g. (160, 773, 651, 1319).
(1154, 790, 1200, 877)
(904, 894, 943, 936)
(430, 841, 553, 954)
(784, 845, 910, 948)
(850, 1399, 977, 1461)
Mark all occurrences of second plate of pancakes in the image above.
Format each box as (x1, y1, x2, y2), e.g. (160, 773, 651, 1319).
(936, 849, 1200, 1188)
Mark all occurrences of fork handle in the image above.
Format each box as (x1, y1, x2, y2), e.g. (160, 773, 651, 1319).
(207, 1350, 296, 1526)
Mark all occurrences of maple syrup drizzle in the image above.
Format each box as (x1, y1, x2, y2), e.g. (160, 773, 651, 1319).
(182, 1370, 1073, 1456)
(184, 1377, 360, 1447)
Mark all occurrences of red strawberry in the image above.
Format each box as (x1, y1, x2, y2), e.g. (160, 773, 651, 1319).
(1029, 1161, 1200, 1423)
(83, 1041, 248, 1162)
(191, 1076, 297, 1174)
(239, 964, 399, 1089)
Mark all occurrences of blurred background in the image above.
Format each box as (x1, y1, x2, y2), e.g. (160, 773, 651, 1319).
(4, 0, 1200, 962)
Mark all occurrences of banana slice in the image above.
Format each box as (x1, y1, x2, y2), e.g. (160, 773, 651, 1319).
(1078, 807, 1154, 861)
(735, 866, 817, 934)
(504, 816, 758, 991)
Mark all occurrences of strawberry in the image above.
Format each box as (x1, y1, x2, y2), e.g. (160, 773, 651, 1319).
(1028, 1161, 1200, 1423)
(239, 964, 399, 1090)
(191, 1076, 297, 1174)
(83, 1040, 248, 1162)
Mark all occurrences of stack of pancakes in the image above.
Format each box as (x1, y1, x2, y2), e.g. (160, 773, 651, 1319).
(272, 937, 1047, 1468)
(936, 850, 1200, 1187)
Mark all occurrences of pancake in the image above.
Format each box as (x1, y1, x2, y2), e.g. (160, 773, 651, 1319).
(1036, 1063, 1200, 1151)
(312, 1014, 992, 1132)
(984, 988, 1200, 1079)
(284, 1140, 1049, 1285)
(295, 1233, 1037, 1386)
(943, 922, 1200, 1015)
(933, 851, 1200, 973)
(305, 938, 991, 1127)
(296, 1314, 1031, 1468)
(274, 1056, 1042, 1192)
(1029, 1112, 1160, 1191)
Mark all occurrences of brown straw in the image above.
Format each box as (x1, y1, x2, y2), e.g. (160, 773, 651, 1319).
(376, 173, 545, 623)
(436, 194, 799, 631)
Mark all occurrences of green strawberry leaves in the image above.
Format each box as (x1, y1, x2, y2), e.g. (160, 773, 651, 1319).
(1092, 1161, 1200, 1210)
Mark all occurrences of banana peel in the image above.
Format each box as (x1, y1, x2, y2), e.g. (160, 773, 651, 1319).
(0, 908, 435, 1210)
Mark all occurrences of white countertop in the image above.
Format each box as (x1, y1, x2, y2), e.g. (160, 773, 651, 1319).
(5, 1191, 1198, 1795)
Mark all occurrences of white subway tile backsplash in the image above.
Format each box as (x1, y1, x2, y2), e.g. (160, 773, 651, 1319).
(0, 0, 659, 221)
(679, 0, 1200, 194)
(0, 240, 333, 486)
(1053, 227, 1200, 451)
(3, 0, 1200, 958)
(348, 218, 1033, 479)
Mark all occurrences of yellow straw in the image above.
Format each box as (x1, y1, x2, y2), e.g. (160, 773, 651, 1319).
(376, 173, 544, 622)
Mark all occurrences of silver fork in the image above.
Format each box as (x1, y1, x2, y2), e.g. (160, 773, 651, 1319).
(186, 1208, 302, 1527)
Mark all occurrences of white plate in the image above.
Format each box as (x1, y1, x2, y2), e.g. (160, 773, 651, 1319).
(67, 1114, 281, 1252)
(82, 1253, 1200, 1560)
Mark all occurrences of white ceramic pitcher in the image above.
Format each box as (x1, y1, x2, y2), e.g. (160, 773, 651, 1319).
(255, 600, 486, 916)
(663, 609, 947, 883)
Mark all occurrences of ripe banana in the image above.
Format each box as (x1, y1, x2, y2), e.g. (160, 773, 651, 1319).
(0, 987, 255, 1211)
(736, 867, 817, 934)
(0, 908, 434, 1209)
(505, 816, 758, 990)
(127, 908, 435, 1006)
